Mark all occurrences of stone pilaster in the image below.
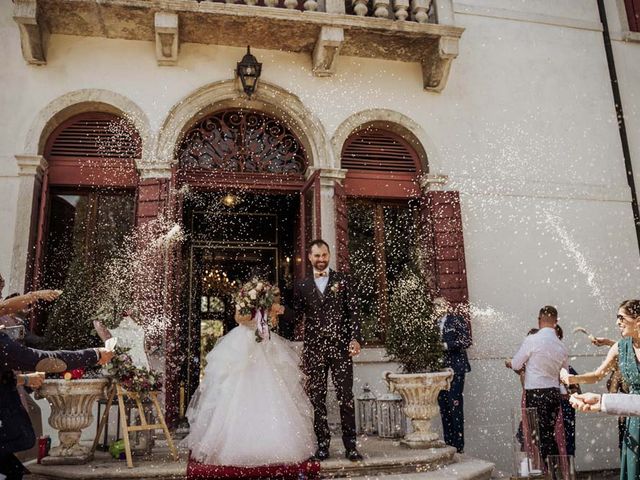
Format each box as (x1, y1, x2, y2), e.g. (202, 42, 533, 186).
(317, 168, 347, 269)
(9, 155, 48, 294)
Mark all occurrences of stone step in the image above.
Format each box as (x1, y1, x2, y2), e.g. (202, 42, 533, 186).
(335, 456, 495, 480)
(320, 441, 457, 478)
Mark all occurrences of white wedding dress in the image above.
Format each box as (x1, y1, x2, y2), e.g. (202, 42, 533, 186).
(182, 320, 315, 466)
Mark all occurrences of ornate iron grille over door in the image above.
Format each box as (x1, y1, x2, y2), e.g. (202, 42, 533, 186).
(178, 110, 306, 174)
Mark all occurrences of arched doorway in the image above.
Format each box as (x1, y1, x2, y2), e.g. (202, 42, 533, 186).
(173, 109, 320, 405)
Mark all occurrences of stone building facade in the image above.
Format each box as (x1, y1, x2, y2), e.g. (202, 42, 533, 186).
(1, 0, 640, 473)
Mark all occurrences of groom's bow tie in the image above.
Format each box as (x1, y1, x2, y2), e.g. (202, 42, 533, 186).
(314, 271, 328, 278)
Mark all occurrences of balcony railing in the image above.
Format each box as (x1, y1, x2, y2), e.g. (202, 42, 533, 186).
(196, 0, 437, 23)
(13, 0, 463, 92)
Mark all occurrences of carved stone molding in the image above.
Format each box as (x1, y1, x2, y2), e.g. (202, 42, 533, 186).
(312, 26, 344, 77)
(15, 154, 48, 178)
(421, 36, 459, 93)
(13, 0, 46, 65)
(33, 0, 464, 93)
(155, 12, 179, 66)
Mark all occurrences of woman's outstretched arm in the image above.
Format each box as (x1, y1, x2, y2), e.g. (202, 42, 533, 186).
(562, 342, 618, 385)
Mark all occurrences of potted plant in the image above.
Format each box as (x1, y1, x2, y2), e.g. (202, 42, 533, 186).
(384, 265, 453, 449)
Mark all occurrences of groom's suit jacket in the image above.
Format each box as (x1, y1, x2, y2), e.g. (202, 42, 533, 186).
(293, 270, 363, 348)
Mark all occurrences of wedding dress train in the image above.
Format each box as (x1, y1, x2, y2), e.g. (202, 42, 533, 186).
(182, 323, 315, 466)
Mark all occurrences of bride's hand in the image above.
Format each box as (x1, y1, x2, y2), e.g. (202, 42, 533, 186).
(235, 311, 253, 326)
(560, 368, 572, 385)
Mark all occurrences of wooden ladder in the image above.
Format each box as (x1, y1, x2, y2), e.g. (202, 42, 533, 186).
(92, 382, 179, 468)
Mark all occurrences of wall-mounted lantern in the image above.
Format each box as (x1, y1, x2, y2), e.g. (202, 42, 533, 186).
(236, 46, 262, 98)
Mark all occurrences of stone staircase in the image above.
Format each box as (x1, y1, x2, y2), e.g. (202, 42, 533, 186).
(27, 437, 494, 480)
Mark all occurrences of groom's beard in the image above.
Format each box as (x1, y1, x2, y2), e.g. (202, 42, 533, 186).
(312, 261, 328, 271)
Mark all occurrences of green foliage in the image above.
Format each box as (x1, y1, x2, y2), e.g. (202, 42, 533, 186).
(386, 266, 443, 373)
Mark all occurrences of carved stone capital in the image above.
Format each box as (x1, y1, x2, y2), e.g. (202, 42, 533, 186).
(155, 12, 179, 66)
(13, 0, 46, 65)
(312, 26, 344, 77)
(15, 154, 47, 178)
(318, 168, 347, 187)
(421, 36, 459, 93)
(138, 162, 173, 180)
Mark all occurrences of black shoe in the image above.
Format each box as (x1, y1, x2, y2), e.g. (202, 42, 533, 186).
(345, 449, 363, 461)
(314, 447, 330, 461)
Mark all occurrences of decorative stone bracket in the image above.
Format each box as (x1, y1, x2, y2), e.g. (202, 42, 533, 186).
(155, 12, 179, 66)
(13, 0, 46, 65)
(312, 26, 344, 77)
(421, 36, 459, 92)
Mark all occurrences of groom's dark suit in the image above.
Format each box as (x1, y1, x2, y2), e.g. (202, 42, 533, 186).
(293, 270, 362, 451)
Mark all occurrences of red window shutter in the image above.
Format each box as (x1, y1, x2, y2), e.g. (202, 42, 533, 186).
(335, 180, 349, 272)
(425, 191, 469, 306)
(45, 112, 140, 188)
(136, 178, 170, 226)
(626, 0, 640, 31)
(342, 128, 419, 173)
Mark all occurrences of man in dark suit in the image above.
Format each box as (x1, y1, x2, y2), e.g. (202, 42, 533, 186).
(0, 289, 114, 480)
(434, 297, 472, 453)
(292, 239, 363, 462)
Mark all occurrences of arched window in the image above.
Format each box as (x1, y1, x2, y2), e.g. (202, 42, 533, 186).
(339, 127, 425, 344)
(177, 110, 306, 175)
(338, 126, 468, 345)
(33, 112, 141, 340)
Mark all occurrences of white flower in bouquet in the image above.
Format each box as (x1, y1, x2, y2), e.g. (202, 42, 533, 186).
(248, 289, 257, 300)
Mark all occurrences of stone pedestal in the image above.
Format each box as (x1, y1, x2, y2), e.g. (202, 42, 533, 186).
(384, 369, 453, 448)
(36, 378, 109, 464)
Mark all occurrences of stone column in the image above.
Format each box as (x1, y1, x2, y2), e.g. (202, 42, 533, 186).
(9, 155, 47, 294)
(318, 168, 347, 270)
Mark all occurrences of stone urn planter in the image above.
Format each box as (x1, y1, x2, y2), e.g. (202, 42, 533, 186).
(35, 378, 109, 464)
(384, 369, 454, 448)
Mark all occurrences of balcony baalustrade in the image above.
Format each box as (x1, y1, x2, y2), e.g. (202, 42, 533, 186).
(13, 0, 464, 92)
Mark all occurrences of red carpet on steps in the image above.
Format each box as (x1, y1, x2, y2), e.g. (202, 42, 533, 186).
(186, 457, 322, 479)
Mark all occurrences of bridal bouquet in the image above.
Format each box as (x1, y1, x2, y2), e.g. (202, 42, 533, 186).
(234, 278, 277, 343)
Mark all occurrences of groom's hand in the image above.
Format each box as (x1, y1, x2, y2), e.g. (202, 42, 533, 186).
(348, 340, 361, 357)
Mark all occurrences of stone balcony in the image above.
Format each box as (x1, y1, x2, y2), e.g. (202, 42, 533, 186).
(13, 0, 464, 92)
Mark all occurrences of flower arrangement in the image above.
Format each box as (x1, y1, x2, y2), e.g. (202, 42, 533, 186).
(233, 278, 277, 343)
(105, 347, 163, 394)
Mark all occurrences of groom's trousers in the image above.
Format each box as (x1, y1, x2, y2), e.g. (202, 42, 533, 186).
(303, 338, 357, 451)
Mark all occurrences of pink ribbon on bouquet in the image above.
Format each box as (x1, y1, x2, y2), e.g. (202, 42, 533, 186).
(254, 309, 270, 342)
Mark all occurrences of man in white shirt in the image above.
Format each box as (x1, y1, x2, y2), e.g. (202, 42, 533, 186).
(506, 306, 569, 463)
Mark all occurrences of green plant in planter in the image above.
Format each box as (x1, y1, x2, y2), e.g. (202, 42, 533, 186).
(386, 266, 443, 373)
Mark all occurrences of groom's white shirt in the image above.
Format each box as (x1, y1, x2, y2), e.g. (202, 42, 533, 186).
(314, 269, 330, 294)
(602, 393, 640, 416)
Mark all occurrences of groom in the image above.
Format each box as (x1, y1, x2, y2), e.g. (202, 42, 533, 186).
(293, 239, 363, 462)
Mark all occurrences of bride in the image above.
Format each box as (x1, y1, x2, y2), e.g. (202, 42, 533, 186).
(182, 280, 315, 466)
